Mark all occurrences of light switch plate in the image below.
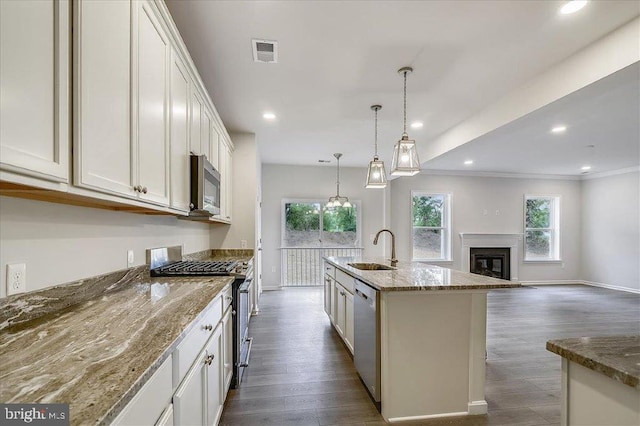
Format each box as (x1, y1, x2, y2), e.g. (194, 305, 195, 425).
(7, 263, 26, 296)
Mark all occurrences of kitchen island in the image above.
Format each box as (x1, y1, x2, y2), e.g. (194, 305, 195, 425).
(324, 256, 521, 423)
(547, 336, 640, 425)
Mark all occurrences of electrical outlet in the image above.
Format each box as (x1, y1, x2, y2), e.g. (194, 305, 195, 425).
(7, 263, 26, 296)
(127, 250, 135, 267)
(495, 209, 500, 216)
(271, 266, 276, 273)
(241, 240, 248, 249)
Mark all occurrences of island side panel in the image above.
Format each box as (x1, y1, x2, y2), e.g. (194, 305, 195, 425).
(562, 359, 640, 426)
(468, 292, 488, 415)
(380, 291, 473, 421)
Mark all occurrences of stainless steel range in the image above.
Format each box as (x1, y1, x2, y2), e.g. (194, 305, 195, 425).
(147, 246, 253, 388)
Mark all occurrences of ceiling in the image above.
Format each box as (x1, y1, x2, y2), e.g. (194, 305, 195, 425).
(165, 0, 640, 175)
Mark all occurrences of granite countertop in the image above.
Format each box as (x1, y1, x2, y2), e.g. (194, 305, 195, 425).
(325, 256, 521, 291)
(0, 268, 234, 425)
(546, 335, 640, 389)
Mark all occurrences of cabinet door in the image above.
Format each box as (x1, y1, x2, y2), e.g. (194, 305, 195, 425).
(74, 0, 134, 196)
(222, 308, 233, 393)
(345, 290, 354, 354)
(190, 90, 202, 155)
(155, 404, 173, 426)
(169, 49, 190, 213)
(1, 0, 69, 182)
(335, 283, 346, 337)
(209, 124, 220, 170)
(202, 107, 211, 162)
(324, 275, 332, 319)
(173, 350, 206, 426)
(205, 325, 224, 426)
(225, 144, 233, 221)
(216, 140, 226, 219)
(133, 0, 170, 206)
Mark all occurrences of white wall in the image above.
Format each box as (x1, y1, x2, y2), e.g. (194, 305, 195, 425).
(581, 170, 639, 291)
(261, 164, 389, 290)
(210, 132, 260, 249)
(0, 196, 211, 298)
(390, 173, 583, 282)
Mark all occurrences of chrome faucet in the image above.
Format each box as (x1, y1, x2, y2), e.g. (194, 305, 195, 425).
(373, 229, 397, 267)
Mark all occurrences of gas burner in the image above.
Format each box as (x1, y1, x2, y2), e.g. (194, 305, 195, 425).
(151, 260, 238, 277)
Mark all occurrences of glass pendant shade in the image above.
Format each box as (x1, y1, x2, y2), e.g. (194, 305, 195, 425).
(326, 153, 352, 209)
(391, 134, 420, 176)
(365, 156, 388, 188)
(390, 67, 420, 177)
(365, 104, 387, 188)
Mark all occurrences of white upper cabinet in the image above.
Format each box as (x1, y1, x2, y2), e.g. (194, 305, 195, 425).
(74, 0, 134, 197)
(133, 0, 170, 205)
(0, 0, 69, 182)
(189, 89, 203, 156)
(169, 50, 191, 213)
(209, 123, 220, 170)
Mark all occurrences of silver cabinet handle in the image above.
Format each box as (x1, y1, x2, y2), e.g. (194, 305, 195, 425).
(203, 324, 213, 331)
(225, 296, 233, 302)
(142, 186, 148, 194)
(133, 185, 141, 192)
(204, 354, 215, 365)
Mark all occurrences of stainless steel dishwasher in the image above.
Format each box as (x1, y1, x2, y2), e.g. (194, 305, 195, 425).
(354, 279, 381, 403)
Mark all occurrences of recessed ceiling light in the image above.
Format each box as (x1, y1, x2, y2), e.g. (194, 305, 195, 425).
(464, 160, 474, 165)
(581, 165, 591, 171)
(410, 121, 424, 129)
(263, 112, 276, 120)
(560, 0, 588, 15)
(551, 125, 567, 134)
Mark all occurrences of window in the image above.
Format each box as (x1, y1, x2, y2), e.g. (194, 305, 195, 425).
(412, 192, 451, 261)
(282, 200, 360, 247)
(524, 195, 560, 261)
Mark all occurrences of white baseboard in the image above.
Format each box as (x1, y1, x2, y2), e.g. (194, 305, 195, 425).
(520, 280, 580, 286)
(468, 400, 488, 415)
(387, 411, 470, 423)
(262, 285, 283, 291)
(520, 280, 640, 294)
(580, 280, 640, 294)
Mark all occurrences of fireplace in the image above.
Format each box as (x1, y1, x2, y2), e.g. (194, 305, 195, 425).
(470, 247, 510, 280)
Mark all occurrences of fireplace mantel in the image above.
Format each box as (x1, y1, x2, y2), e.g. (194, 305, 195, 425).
(460, 233, 523, 281)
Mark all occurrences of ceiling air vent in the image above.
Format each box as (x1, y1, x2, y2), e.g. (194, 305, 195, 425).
(252, 39, 278, 63)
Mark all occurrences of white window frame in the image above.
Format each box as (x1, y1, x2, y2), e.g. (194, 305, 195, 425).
(523, 194, 561, 262)
(280, 198, 362, 248)
(411, 191, 452, 261)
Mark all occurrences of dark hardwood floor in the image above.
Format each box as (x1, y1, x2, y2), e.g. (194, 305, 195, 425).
(220, 285, 640, 425)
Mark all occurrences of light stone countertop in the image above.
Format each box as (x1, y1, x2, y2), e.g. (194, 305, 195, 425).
(325, 256, 521, 291)
(546, 335, 640, 389)
(0, 270, 234, 425)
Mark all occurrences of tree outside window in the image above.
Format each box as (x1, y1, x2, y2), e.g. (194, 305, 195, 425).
(283, 201, 359, 247)
(524, 195, 560, 260)
(412, 192, 451, 260)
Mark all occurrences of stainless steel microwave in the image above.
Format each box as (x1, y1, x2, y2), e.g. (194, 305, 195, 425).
(190, 154, 221, 216)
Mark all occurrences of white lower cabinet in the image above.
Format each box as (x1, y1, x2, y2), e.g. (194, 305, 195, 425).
(111, 356, 172, 425)
(174, 323, 223, 426)
(155, 404, 173, 426)
(330, 275, 354, 355)
(173, 348, 207, 425)
(222, 308, 233, 393)
(345, 290, 354, 353)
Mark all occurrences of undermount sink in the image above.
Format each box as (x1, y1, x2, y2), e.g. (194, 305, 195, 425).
(347, 262, 396, 271)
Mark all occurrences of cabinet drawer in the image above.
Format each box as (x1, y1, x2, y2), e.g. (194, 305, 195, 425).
(335, 269, 354, 293)
(324, 263, 336, 279)
(112, 356, 172, 426)
(172, 296, 222, 388)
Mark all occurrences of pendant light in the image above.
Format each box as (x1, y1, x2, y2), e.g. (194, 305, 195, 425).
(391, 66, 420, 176)
(365, 105, 387, 188)
(326, 153, 352, 208)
